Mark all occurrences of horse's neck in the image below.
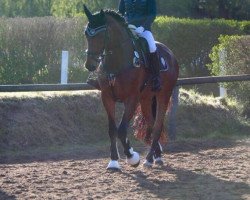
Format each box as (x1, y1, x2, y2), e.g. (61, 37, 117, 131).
(103, 16, 133, 74)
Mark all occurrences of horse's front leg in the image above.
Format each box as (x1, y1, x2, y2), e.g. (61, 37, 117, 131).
(107, 115, 121, 170)
(118, 97, 140, 167)
(101, 93, 120, 170)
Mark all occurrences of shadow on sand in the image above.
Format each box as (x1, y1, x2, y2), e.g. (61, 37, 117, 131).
(0, 190, 16, 200)
(123, 165, 250, 200)
(0, 139, 247, 165)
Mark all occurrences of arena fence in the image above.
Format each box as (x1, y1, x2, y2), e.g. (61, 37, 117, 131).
(1, 74, 249, 140)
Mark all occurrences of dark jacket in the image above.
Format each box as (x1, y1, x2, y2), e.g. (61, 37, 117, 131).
(118, 0, 156, 31)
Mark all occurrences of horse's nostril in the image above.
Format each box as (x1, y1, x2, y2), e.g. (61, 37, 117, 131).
(85, 63, 97, 72)
(89, 66, 96, 72)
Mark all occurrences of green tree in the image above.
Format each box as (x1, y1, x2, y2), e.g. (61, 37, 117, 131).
(156, 0, 198, 18)
(51, 0, 117, 17)
(0, 0, 53, 17)
(51, 0, 198, 18)
(0, 0, 249, 20)
(197, 0, 250, 20)
(208, 35, 250, 116)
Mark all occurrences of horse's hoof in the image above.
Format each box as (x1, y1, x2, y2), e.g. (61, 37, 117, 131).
(131, 160, 140, 168)
(107, 167, 121, 172)
(107, 160, 121, 171)
(154, 157, 164, 166)
(126, 150, 140, 167)
(143, 160, 153, 168)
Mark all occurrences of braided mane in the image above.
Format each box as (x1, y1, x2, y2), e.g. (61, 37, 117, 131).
(88, 9, 131, 32)
(104, 10, 126, 23)
(104, 10, 130, 31)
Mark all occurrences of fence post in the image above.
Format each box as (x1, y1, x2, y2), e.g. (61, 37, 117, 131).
(168, 86, 179, 141)
(61, 51, 69, 84)
(219, 49, 227, 97)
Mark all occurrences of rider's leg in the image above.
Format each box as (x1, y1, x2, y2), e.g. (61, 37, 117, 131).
(140, 31, 161, 92)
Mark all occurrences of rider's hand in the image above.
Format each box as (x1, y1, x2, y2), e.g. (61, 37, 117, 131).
(135, 26, 145, 34)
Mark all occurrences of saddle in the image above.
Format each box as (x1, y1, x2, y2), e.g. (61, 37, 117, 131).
(86, 25, 169, 90)
(128, 24, 149, 68)
(128, 24, 169, 72)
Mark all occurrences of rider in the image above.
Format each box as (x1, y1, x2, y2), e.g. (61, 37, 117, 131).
(118, 0, 161, 92)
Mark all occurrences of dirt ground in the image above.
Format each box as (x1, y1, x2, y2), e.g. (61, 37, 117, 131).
(0, 139, 249, 200)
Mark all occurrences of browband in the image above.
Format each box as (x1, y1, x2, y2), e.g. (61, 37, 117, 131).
(85, 25, 107, 37)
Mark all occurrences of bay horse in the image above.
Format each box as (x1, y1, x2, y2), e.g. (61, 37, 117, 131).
(83, 6, 179, 170)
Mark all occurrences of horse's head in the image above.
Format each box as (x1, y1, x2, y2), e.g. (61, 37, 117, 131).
(84, 5, 107, 72)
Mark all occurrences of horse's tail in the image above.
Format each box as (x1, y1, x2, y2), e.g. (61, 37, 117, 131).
(133, 104, 148, 144)
(133, 96, 170, 145)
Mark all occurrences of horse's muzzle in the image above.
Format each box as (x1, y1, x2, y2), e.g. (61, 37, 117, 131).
(85, 61, 98, 72)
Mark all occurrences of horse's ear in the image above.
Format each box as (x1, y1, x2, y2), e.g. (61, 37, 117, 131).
(83, 4, 92, 20)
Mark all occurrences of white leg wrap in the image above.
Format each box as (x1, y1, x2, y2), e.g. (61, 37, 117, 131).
(107, 160, 121, 170)
(143, 160, 153, 168)
(126, 148, 140, 166)
(154, 157, 162, 162)
(154, 157, 164, 166)
(158, 142, 163, 152)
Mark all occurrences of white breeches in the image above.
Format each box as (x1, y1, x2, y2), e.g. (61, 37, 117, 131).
(138, 30, 157, 53)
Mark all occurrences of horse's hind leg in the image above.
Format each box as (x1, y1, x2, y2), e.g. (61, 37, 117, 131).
(148, 97, 163, 163)
(139, 95, 155, 144)
(154, 142, 164, 165)
(118, 96, 140, 167)
(101, 93, 120, 170)
(144, 92, 172, 167)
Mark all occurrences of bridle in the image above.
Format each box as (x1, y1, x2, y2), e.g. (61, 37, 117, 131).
(84, 24, 112, 64)
(84, 21, 132, 67)
(84, 14, 137, 97)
